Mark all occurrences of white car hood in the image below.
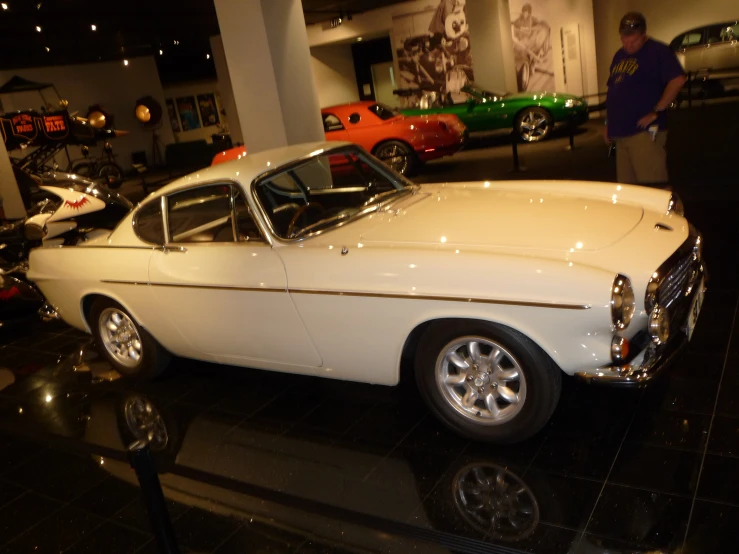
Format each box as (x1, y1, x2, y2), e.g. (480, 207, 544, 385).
(360, 184, 644, 252)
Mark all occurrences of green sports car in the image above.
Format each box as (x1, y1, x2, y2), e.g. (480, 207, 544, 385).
(401, 84, 589, 142)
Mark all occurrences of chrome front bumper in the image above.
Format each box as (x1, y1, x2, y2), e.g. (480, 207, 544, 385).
(576, 262, 706, 386)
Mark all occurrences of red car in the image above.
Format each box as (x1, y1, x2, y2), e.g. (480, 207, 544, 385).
(212, 101, 467, 176)
(321, 101, 466, 175)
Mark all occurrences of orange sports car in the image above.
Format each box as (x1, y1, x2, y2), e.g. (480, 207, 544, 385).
(211, 101, 467, 176)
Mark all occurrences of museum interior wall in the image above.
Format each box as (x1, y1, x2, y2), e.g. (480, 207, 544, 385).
(310, 43, 361, 107)
(593, 0, 739, 90)
(306, 0, 601, 106)
(0, 56, 174, 171)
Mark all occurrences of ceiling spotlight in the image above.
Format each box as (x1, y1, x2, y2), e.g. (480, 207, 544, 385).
(1, 4, 8, 11)
(357, 37, 363, 41)
(123, 59, 129, 66)
(206, 53, 210, 59)
(91, 24, 97, 31)
(45, 46, 50, 52)
(36, 1, 41, 9)
(173, 39, 179, 45)
(35, 25, 42, 32)
(159, 49, 163, 55)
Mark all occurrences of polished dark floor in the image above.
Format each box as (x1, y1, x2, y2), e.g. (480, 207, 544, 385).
(1, 103, 738, 554)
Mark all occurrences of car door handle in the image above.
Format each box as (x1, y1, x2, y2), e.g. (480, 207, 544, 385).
(159, 245, 188, 254)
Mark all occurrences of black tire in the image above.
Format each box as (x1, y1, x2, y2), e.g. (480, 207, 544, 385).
(98, 162, 124, 189)
(90, 297, 170, 379)
(414, 320, 561, 443)
(373, 140, 419, 177)
(514, 107, 553, 142)
(71, 162, 95, 178)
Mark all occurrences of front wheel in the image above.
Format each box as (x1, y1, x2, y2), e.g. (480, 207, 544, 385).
(415, 321, 561, 443)
(373, 141, 418, 177)
(515, 107, 553, 142)
(90, 298, 170, 379)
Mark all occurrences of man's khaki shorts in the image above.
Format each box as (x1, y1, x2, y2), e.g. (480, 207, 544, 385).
(615, 130, 668, 185)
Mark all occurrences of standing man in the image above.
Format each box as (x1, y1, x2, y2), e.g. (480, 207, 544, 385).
(605, 12, 686, 186)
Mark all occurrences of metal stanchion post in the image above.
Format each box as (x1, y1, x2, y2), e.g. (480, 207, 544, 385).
(510, 132, 527, 172)
(128, 440, 181, 554)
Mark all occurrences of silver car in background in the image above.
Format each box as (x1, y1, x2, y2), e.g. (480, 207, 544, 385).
(670, 20, 739, 90)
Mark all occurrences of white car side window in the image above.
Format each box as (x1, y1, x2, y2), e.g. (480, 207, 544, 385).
(167, 185, 235, 243)
(134, 200, 165, 244)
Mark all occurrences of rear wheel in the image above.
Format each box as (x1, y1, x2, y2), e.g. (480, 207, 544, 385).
(90, 297, 170, 379)
(71, 162, 95, 179)
(98, 162, 124, 189)
(515, 107, 553, 142)
(415, 320, 561, 443)
(373, 140, 418, 176)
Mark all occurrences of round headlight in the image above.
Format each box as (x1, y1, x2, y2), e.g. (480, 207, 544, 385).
(611, 274, 635, 330)
(649, 307, 670, 344)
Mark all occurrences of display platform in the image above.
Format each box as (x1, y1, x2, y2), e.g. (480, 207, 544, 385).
(0, 110, 738, 554)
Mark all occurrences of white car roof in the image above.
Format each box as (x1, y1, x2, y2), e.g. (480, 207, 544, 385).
(148, 140, 353, 199)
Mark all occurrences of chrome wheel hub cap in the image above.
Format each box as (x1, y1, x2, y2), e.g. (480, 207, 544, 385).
(435, 337, 527, 425)
(99, 308, 143, 369)
(520, 111, 549, 142)
(376, 145, 409, 174)
(453, 462, 539, 540)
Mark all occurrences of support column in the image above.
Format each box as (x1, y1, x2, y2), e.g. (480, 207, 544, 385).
(0, 140, 26, 220)
(466, 0, 518, 93)
(210, 35, 243, 146)
(214, 0, 324, 154)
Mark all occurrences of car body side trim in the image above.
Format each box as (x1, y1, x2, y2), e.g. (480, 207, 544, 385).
(100, 280, 591, 310)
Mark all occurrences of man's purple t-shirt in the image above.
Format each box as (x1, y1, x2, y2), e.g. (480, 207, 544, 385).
(606, 38, 685, 138)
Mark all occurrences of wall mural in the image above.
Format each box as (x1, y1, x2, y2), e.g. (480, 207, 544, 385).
(392, 0, 474, 109)
(197, 93, 220, 127)
(509, 0, 555, 92)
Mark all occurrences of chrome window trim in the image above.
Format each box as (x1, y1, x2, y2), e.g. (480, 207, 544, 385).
(131, 197, 166, 246)
(160, 180, 267, 246)
(249, 144, 413, 245)
(161, 195, 170, 244)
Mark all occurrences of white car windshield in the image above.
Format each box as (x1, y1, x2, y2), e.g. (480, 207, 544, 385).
(254, 146, 413, 240)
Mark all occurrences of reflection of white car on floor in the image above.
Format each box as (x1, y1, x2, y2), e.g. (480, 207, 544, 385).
(29, 142, 705, 443)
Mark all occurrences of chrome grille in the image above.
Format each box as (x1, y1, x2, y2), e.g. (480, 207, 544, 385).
(657, 253, 694, 308)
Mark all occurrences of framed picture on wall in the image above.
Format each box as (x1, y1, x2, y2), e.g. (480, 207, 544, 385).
(176, 96, 201, 131)
(165, 98, 181, 133)
(197, 93, 220, 127)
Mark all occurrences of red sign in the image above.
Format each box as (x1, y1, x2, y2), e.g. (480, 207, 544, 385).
(41, 114, 69, 140)
(10, 113, 37, 140)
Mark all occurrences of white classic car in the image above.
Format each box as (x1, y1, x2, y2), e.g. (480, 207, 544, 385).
(27, 141, 706, 442)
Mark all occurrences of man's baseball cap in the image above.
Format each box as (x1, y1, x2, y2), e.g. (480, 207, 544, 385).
(619, 12, 647, 35)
